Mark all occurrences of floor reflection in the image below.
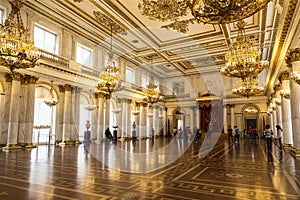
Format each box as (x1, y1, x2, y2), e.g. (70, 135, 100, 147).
(0, 134, 299, 200)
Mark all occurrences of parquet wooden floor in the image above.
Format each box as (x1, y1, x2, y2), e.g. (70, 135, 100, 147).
(0, 134, 299, 199)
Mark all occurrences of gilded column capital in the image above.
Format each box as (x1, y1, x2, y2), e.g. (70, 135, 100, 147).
(286, 48, 300, 65)
(278, 70, 290, 83)
(28, 76, 39, 84)
(21, 75, 29, 85)
(6, 72, 22, 82)
(95, 92, 105, 99)
(59, 85, 65, 93)
(64, 84, 73, 92)
(5, 73, 13, 82)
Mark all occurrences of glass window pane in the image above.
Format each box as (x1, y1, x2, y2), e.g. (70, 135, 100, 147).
(34, 25, 58, 54)
(142, 74, 148, 88)
(76, 43, 93, 68)
(126, 68, 135, 83)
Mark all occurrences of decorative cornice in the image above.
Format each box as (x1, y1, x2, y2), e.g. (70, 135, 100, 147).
(278, 70, 290, 83)
(286, 48, 300, 65)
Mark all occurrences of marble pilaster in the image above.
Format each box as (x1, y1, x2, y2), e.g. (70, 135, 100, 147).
(272, 106, 277, 137)
(104, 95, 111, 131)
(0, 74, 12, 146)
(62, 84, 73, 145)
(139, 102, 147, 138)
(286, 48, 300, 155)
(73, 87, 81, 143)
(126, 99, 132, 138)
(230, 105, 235, 127)
(96, 93, 105, 142)
(55, 85, 65, 143)
(24, 76, 38, 148)
(223, 105, 228, 134)
(4, 72, 22, 150)
(17, 77, 28, 146)
(147, 105, 153, 138)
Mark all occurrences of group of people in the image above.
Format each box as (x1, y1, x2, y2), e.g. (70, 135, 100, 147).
(173, 126, 203, 142)
(227, 124, 284, 152)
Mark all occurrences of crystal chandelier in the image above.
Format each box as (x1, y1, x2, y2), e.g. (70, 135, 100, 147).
(143, 57, 163, 104)
(232, 76, 264, 98)
(137, 0, 270, 33)
(44, 81, 59, 107)
(192, 0, 271, 24)
(220, 20, 268, 78)
(0, 0, 39, 71)
(97, 20, 121, 96)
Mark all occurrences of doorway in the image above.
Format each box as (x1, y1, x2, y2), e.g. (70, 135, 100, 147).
(246, 118, 257, 130)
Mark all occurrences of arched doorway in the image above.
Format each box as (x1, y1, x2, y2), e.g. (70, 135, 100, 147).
(34, 84, 58, 145)
(242, 104, 260, 137)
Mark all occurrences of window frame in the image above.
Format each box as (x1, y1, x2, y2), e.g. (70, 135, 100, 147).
(34, 24, 59, 54)
(76, 43, 93, 68)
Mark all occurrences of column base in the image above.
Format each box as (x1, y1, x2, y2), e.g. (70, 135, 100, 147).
(25, 143, 37, 149)
(290, 148, 300, 157)
(2, 144, 22, 150)
(283, 143, 293, 147)
(74, 140, 82, 144)
(119, 137, 126, 142)
(58, 142, 66, 147)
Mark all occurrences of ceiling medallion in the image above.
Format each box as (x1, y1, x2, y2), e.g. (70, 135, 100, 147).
(232, 76, 264, 98)
(220, 20, 268, 78)
(0, 0, 39, 71)
(138, 0, 270, 33)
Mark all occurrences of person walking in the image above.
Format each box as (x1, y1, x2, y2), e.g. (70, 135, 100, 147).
(276, 125, 283, 151)
(227, 126, 233, 144)
(264, 125, 273, 152)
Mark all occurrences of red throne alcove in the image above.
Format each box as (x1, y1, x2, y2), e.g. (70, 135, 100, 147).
(196, 92, 223, 132)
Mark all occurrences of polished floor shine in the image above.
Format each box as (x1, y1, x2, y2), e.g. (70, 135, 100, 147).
(0, 134, 299, 200)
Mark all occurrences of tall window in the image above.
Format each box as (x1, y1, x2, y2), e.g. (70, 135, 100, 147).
(34, 24, 58, 54)
(76, 43, 93, 68)
(142, 74, 149, 88)
(126, 67, 135, 83)
(154, 79, 159, 91)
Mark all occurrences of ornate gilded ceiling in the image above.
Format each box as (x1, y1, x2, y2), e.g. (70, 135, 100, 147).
(23, 0, 299, 92)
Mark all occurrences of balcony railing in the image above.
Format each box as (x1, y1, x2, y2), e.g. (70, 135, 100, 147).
(38, 49, 69, 67)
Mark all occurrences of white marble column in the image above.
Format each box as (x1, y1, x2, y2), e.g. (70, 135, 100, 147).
(61, 84, 73, 145)
(5, 72, 22, 149)
(96, 93, 105, 142)
(272, 106, 277, 138)
(18, 78, 28, 146)
(280, 78, 293, 146)
(91, 93, 98, 140)
(115, 98, 122, 138)
(24, 76, 38, 147)
(153, 105, 159, 136)
(0, 88, 6, 145)
(223, 105, 228, 134)
(230, 105, 235, 127)
(132, 102, 140, 137)
(73, 87, 81, 143)
(121, 98, 127, 139)
(275, 99, 282, 131)
(126, 99, 132, 138)
(162, 107, 167, 136)
(147, 107, 153, 138)
(290, 68, 300, 151)
(55, 85, 65, 143)
(104, 95, 111, 131)
(1, 75, 12, 146)
(139, 103, 147, 138)
(195, 106, 200, 129)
